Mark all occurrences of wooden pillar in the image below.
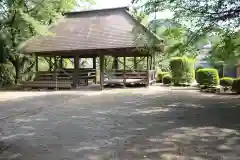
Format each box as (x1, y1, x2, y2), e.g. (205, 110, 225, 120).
(54, 56, 58, 69)
(153, 52, 156, 70)
(134, 57, 137, 70)
(54, 56, 57, 81)
(147, 56, 149, 70)
(60, 57, 63, 68)
(104, 57, 107, 70)
(73, 55, 79, 89)
(123, 57, 126, 87)
(35, 54, 38, 72)
(150, 56, 153, 70)
(146, 56, 150, 87)
(49, 57, 52, 71)
(113, 57, 118, 70)
(99, 55, 104, 90)
(93, 57, 96, 84)
(123, 57, 126, 71)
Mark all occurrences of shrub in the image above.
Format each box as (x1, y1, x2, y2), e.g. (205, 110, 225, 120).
(157, 72, 169, 83)
(196, 68, 220, 88)
(232, 78, 240, 93)
(170, 57, 195, 85)
(220, 77, 234, 87)
(163, 75, 172, 85)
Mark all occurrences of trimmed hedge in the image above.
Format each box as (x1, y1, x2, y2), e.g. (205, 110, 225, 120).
(163, 75, 172, 85)
(157, 72, 169, 83)
(220, 77, 234, 87)
(170, 57, 195, 85)
(196, 68, 220, 88)
(232, 78, 240, 93)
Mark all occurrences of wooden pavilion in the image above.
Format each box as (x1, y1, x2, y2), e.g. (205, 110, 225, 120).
(20, 6, 164, 90)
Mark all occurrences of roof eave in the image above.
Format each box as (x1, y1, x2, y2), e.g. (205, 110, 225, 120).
(123, 9, 164, 43)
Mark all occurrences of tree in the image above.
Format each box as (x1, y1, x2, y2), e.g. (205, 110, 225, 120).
(147, 18, 208, 71)
(0, 0, 94, 85)
(132, 0, 240, 72)
(205, 30, 240, 65)
(132, 0, 240, 54)
(133, 0, 240, 30)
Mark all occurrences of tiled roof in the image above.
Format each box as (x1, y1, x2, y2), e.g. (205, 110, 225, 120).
(21, 7, 163, 55)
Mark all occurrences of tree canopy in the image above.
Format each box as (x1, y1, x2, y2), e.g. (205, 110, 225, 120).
(132, 0, 240, 30)
(132, 0, 240, 68)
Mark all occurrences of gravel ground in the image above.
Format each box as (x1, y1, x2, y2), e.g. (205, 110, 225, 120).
(0, 86, 239, 160)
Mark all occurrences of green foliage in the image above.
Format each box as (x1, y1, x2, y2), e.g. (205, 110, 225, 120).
(163, 74, 172, 85)
(205, 31, 240, 66)
(170, 57, 195, 85)
(133, 0, 240, 64)
(160, 27, 199, 58)
(0, 0, 94, 86)
(232, 78, 240, 94)
(220, 77, 234, 87)
(157, 72, 169, 83)
(151, 23, 201, 59)
(133, 0, 240, 31)
(0, 63, 15, 86)
(196, 68, 220, 88)
(195, 66, 204, 83)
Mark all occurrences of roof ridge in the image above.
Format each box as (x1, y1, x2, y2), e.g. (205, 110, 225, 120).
(63, 6, 129, 16)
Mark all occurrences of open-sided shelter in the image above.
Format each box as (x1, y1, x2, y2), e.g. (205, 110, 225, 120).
(20, 6, 164, 90)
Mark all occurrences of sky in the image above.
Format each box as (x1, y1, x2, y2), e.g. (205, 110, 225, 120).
(87, 0, 174, 20)
(92, 0, 131, 8)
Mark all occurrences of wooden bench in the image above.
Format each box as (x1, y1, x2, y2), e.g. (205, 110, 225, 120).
(105, 70, 156, 87)
(20, 68, 97, 89)
(19, 80, 72, 89)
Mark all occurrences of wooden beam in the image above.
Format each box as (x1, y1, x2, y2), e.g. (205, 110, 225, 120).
(118, 59, 131, 70)
(93, 57, 96, 84)
(99, 55, 104, 90)
(27, 47, 149, 57)
(117, 56, 145, 71)
(73, 55, 79, 88)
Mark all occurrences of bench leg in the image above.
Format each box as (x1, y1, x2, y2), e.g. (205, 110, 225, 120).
(85, 80, 88, 86)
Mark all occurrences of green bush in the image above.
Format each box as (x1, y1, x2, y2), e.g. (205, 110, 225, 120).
(170, 57, 195, 85)
(196, 68, 220, 88)
(220, 77, 234, 87)
(163, 75, 172, 85)
(157, 72, 169, 83)
(232, 78, 240, 93)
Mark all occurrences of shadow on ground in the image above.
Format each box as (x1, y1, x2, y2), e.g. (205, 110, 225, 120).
(0, 90, 239, 159)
